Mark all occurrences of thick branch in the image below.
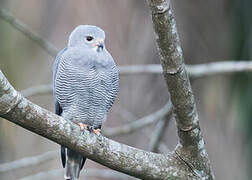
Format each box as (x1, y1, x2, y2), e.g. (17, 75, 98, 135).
(0, 71, 194, 179)
(147, 0, 214, 179)
(147, 0, 200, 147)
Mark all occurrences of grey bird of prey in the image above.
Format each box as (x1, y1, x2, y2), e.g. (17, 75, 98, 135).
(53, 25, 119, 180)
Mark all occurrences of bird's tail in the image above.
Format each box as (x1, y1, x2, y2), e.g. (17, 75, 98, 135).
(64, 148, 86, 180)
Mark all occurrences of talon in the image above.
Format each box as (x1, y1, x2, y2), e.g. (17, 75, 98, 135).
(87, 125, 93, 132)
(78, 123, 88, 131)
(93, 129, 101, 136)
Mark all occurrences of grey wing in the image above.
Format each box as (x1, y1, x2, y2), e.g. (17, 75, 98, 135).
(53, 47, 67, 168)
(53, 47, 67, 115)
(53, 47, 67, 93)
(53, 48, 67, 115)
(57, 100, 65, 168)
(105, 64, 119, 112)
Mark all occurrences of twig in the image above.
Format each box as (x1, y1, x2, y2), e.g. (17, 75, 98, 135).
(148, 111, 173, 153)
(19, 169, 63, 180)
(103, 102, 172, 137)
(119, 62, 252, 77)
(1, 6, 251, 81)
(118, 64, 162, 75)
(158, 143, 170, 153)
(21, 59, 252, 97)
(0, 8, 251, 82)
(20, 82, 172, 137)
(0, 8, 58, 57)
(0, 150, 58, 173)
(20, 84, 52, 97)
(187, 61, 252, 78)
(18, 62, 252, 97)
(0, 71, 195, 179)
(1, 7, 251, 79)
(20, 83, 172, 137)
(115, 105, 137, 121)
(147, 0, 214, 179)
(20, 168, 134, 180)
(21, 84, 171, 137)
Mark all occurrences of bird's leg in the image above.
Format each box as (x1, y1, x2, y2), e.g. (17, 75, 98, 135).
(86, 125, 101, 136)
(92, 125, 101, 136)
(93, 128, 101, 136)
(78, 123, 88, 131)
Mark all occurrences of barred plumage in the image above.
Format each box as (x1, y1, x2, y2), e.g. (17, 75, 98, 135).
(53, 25, 119, 180)
(55, 53, 118, 125)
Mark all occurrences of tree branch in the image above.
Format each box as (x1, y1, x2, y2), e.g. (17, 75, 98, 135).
(158, 143, 170, 153)
(0, 2, 216, 179)
(0, 150, 58, 173)
(17, 63, 252, 99)
(146, 0, 214, 179)
(21, 84, 52, 97)
(118, 65, 162, 75)
(103, 101, 172, 137)
(187, 61, 252, 78)
(0, 8, 58, 57)
(1, 7, 251, 82)
(20, 84, 172, 137)
(148, 112, 173, 153)
(119, 62, 252, 77)
(0, 148, 133, 180)
(0, 71, 195, 179)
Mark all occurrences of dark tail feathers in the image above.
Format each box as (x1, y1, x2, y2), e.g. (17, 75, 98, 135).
(63, 148, 86, 180)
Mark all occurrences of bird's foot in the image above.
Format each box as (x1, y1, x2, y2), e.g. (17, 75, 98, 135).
(78, 123, 88, 131)
(92, 128, 101, 136)
(86, 125, 101, 136)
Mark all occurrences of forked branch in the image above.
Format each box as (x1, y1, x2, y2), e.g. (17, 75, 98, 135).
(0, 71, 194, 179)
(146, 0, 215, 178)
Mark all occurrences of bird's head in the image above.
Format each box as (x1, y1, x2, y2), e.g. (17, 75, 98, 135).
(68, 25, 106, 52)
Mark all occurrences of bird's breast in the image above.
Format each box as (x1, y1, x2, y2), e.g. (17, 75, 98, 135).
(55, 59, 116, 122)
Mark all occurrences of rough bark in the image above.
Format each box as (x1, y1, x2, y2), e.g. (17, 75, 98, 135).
(146, 0, 215, 179)
(0, 71, 195, 180)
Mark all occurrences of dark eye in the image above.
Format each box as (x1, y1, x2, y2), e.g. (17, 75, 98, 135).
(86, 36, 93, 41)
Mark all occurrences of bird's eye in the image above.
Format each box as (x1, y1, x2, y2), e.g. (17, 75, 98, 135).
(86, 36, 94, 41)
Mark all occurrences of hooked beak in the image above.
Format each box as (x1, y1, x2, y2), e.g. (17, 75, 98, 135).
(93, 38, 104, 52)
